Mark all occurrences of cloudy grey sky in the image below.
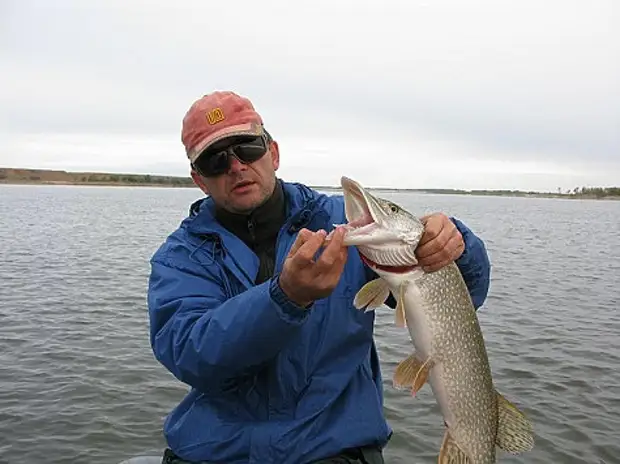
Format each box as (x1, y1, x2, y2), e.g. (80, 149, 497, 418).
(1, 0, 618, 191)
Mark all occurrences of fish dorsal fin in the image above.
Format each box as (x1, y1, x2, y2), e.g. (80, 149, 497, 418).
(394, 281, 407, 327)
(495, 391, 535, 454)
(438, 429, 471, 464)
(353, 278, 390, 311)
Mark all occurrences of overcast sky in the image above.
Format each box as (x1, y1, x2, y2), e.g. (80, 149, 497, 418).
(1, 0, 618, 191)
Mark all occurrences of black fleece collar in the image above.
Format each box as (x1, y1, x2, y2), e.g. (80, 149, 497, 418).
(214, 178, 287, 249)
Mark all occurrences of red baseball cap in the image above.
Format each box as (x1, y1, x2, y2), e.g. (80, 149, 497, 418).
(181, 91, 265, 163)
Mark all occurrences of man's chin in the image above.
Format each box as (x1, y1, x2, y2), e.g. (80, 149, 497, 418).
(227, 195, 263, 214)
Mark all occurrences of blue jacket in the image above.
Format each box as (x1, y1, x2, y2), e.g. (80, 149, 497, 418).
(147, 180, 491, 464)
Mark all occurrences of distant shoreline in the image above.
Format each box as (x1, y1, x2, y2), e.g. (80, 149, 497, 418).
(1, 179, 198, 189)
(1, 167, 618, 200)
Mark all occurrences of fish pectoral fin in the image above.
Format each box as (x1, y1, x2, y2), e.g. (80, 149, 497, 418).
(393, 352, 434, 395)
(495, 391, 535, 454)
(353, 278, 391, 311)
(438, 429, 471, 464)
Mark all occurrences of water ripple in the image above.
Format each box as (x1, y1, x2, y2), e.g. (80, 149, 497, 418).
(1, 185, 619, 463)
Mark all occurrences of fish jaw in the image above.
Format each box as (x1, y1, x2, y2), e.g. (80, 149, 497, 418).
(340, 176, 383, 230)
(341, 223, 402, 246)
(339, 176, 425, 269)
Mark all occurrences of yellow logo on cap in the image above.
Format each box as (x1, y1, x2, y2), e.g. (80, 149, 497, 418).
(206, 108, 225, 125)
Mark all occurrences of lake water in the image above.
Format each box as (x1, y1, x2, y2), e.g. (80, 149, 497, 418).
(1, 184, 619, 464)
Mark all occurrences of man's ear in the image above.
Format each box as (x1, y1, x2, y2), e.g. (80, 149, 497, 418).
(270, 140, 280, 171)
(191, 169, 210, 194)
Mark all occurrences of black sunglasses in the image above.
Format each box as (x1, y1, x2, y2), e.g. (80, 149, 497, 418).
(193, 135, 269, 177)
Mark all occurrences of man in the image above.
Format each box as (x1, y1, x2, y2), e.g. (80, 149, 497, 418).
(147, 91, 491, 464)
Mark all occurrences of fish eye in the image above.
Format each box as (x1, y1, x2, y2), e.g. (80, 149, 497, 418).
(389, 204, 399, 212)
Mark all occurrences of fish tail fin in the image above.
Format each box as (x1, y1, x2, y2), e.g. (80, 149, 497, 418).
(438, 429, 471, 464)
(495, 390, 535, 454)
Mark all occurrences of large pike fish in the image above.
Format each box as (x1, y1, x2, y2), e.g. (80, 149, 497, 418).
(337, 176, 534, 463)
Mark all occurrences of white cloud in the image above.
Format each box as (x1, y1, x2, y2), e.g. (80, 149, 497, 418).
(1, 0, 618, 191)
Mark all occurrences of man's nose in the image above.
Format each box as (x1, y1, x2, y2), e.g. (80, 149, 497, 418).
(227, 154, 248, 174)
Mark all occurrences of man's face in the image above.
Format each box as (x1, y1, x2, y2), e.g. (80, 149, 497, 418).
(191, 135, 280, 214)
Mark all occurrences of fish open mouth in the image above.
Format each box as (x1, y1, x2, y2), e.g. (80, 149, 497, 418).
(340, 176, 399, 244)
(340, 176, 380, 235)
(339, 176, 419, 272)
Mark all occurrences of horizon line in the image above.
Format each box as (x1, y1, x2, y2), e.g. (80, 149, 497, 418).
(1, 166, 617, 195)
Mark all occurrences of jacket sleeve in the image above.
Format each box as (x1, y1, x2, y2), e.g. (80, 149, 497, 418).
(147, 253, 310, 394)
(451, 217, 491, 309)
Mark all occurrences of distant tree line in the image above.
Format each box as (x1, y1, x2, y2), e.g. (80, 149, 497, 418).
(1, 168, 617, 197)
(79, 173, 194, 186)
(569, 186, 620, 198)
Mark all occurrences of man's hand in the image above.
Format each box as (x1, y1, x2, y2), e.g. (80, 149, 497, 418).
(279, 227, 348, 307)
(416, 213, 464, 272)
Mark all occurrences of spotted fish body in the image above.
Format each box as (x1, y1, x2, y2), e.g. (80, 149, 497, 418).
(385, 262, 498, 463)
(338, 176, 534, 463)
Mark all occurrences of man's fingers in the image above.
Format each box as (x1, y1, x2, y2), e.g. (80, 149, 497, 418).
(419, 233, 464, 270)
(317, 227, 348, 265)
(418, 216, 443, 247)
(416, 233, 444, 258)
(418, 220, 457, 258)
(294, 230, 328, 263)
(281, 226, 350, 303)
(420, 235, 456, 263)
(288, 228, 315, 257)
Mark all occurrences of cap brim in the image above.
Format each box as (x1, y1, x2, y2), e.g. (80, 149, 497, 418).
(187, 123, 264, 163)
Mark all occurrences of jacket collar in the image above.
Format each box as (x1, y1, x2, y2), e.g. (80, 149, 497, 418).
(184, 179, 323, 288)
(186, 179, 318, 236)
(213, 179, 286, 247)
